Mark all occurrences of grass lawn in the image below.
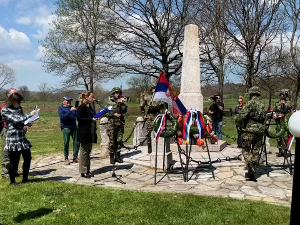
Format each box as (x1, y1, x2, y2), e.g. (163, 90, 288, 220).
(0, 180, 290, 225)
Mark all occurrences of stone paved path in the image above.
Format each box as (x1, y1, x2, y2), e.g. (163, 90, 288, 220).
(29, 145, 294, 207)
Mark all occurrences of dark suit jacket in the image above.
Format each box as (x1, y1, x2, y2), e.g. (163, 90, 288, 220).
(77, 104, 97, 144)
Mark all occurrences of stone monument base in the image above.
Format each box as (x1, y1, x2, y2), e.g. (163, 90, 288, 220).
(150, 152, 172, 170)
(170, 140, 227, 153)
(179, 89, 204, 113)
(149, 137, 172, 169)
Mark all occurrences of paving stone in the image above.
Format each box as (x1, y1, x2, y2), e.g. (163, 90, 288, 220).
(257, 186, 286, 199)
(225, 179, 243, 186)
(222, 185, 240, 191)
(263, 197, 276, 203)
(229, 191, 245, 200)
(193, 184, 218, 191)
(202, 181, 224, 187)
(126, 172, 147, 180)
(181, 180, 198, 185)
(244, 196, 262, 201)
(29, 147, 295, 207)
(219, 167, 232, 172)
(283, 189, 292, 198)
(231, 175, 245, 181)
(130, 165, 148, 173)
(216, 171, 234, 179)
(241, 186, 266, 197)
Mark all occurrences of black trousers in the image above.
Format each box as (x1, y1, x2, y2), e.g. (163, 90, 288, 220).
(9, 149, 31, 183)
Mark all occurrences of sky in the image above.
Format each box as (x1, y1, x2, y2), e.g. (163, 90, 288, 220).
(0, 0, 126, 91)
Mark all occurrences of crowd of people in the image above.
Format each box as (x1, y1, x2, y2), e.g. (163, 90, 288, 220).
(0, 87, 128, 184)
(0, 85, 293, 184)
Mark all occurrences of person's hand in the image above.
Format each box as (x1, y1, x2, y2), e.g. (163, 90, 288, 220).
(116, 98, 123, 103)
(114, 113, 121, 117)
(71, 107, 77, 111)
(30, 110, 37, 116)
(144, 115, 148, 119)
(23, 126, 28, 133)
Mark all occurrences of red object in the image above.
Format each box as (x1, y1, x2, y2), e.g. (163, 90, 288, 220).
(0, 102, 7, 128)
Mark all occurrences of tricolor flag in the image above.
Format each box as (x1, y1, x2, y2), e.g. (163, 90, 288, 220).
(172, 95, 187, 115)
(154, 110, 167, 142)
(153, 72, 187, 115)
(152, 72, 173, 105)
(286, 135, 294, 151)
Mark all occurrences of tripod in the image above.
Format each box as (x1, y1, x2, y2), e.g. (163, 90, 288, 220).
(94, 126, 126, 185)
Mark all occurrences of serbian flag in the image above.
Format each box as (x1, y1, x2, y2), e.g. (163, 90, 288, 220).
(286, 135, 294, 151)
(154, 112, 167, 142)
(153, 72, 173, 105)
(172, 95, 187, 115)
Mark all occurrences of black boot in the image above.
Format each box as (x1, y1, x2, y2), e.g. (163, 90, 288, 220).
(247, 162, 256, 181)
(110, 153, 115, 164)
(115, 152, 123, 163)
(147, 142, 152, 154)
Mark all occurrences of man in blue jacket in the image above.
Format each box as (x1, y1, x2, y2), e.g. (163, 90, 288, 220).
(58, 97, 80, 165)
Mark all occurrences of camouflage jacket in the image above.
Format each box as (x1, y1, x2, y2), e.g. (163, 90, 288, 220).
(106, 96, 128, 126)
(235, 96, 266, 134)
(234, 104, 245, 114)
(140, 91, 164, 116)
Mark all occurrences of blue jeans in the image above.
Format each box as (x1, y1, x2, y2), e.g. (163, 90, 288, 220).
(212, 119, 223, 140)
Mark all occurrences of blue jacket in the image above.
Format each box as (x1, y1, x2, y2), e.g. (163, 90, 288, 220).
(58, 105, 77, 129)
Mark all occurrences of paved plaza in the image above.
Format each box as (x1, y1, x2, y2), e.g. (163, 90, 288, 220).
(29, 145, 293, 207)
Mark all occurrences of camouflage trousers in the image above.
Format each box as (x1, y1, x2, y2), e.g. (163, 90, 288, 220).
(107, 125, 124, 153)
(277, 131, 290, 153)
(145, 116, 154, 144)
(242, 132, 263, 165)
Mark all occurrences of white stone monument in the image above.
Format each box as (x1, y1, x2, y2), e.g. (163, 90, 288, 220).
(133, 117, 147, 146)
(179, 24, 203, 113)
(99, 117, 109, 158)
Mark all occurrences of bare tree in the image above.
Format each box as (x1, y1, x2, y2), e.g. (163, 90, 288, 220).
(18, 85, 30, 102)
(41, 0, 118, 91)
(0, 62, 16, 90)
(106, 0, 199, 80)
(38, 83, 50, 110)
(221, 0, 284, 89)
(199, 0, 234, 100)
(282, 0, 300, 108)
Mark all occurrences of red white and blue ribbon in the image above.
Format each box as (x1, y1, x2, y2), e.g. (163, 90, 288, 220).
(154, 110, 167, 142)
(195, 110, 205, 139)
(286, 135, 294, 151)
(182, 110, 193, 143)
(182, 109, 205, 143)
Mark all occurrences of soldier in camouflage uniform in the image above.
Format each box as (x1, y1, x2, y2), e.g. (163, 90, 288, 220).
(140, 85, 164, 153)
(236, 86, 267, 181)
(106, 87, 128, 164)
(274, 97, 291, 157)
(234, 96, 245, 148)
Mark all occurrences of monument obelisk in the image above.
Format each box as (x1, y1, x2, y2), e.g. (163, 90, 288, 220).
(179, 24, 203, 112)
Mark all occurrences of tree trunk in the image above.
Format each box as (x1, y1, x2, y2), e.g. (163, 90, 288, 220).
(292, 73, 300, 109)
(268, 93, 272, 110)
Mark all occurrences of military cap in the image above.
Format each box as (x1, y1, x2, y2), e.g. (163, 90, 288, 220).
(248, 86, 261, 96)
(111, 87, 122, 95)
(279, 89, 289, 97)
